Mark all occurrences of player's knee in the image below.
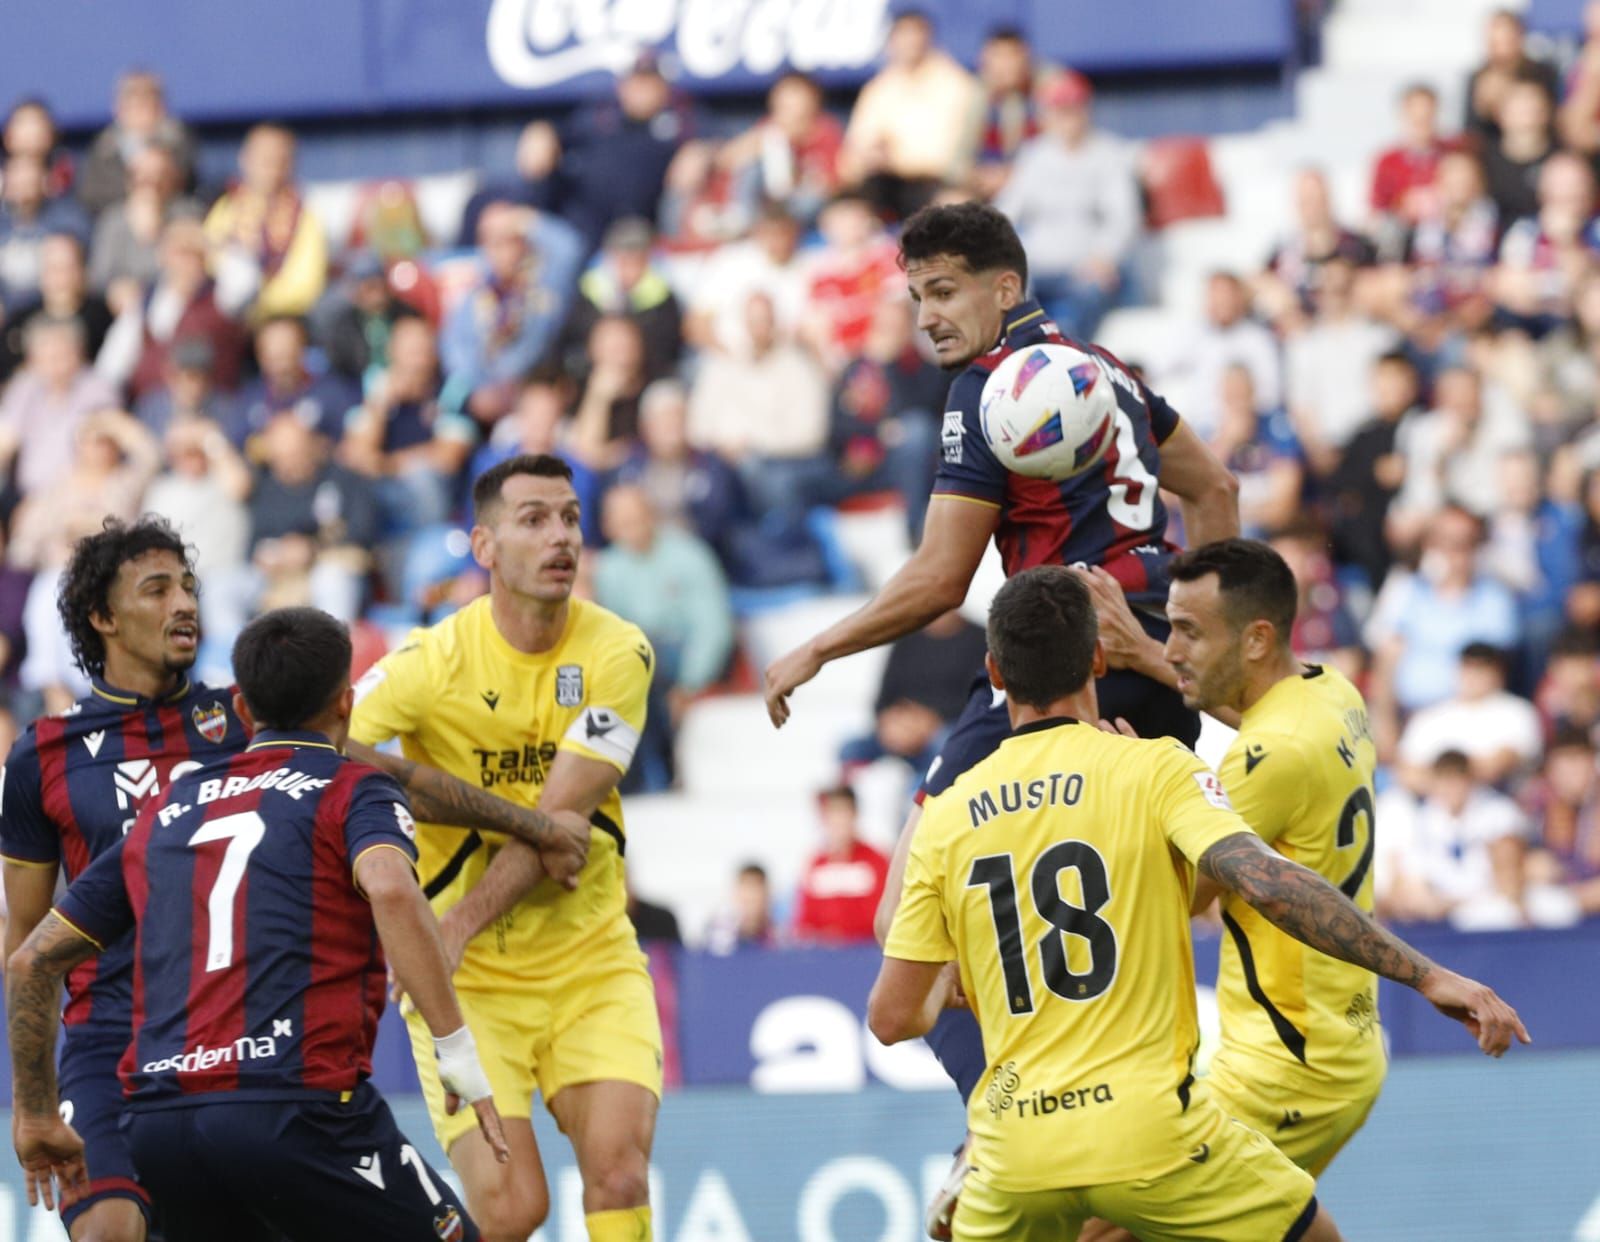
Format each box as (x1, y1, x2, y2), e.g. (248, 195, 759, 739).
(69, 1207, 146, 1242)
(471, 1186, 549, 1242)
(585, 1156, 650, 1211)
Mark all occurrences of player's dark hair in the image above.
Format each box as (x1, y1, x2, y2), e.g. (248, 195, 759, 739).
(738, 862, 769, 883)
(1549, 724, 1595, 754)
(1550, 626, 1600, 660)
(1460, 641, 1507, 673)
(472, 453, 575, 522)
(232, 607, 352, 731)
(1170, 539, 1298, 647)
(986, 566, 1098, 709)
(58, 516, 195, 678)
(1433, 749, 1473, 777)
(899, 201, 1028, 287)
(817, 784, 858, 810)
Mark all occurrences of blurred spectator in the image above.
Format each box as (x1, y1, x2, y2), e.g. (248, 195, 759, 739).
(612, 379, 746, 557)
(801, 191, 904, 368)
(229, 316, 356, 448)
(1209, 364, 1303, 539)
(87, 141, 197, 295)
(595, 484, 734, 794)
(439, 202, 584, 425)
(1537, 268, 1600, 430)
(683, 201, 808, 355)
(1482, 76, 1556, 224)
(340, 316, 474, 533)
(457, 121, 564, 248)
(1491, 151, 1600, 338)
(658, 139, 752, 253)
(204, 124, 327, 320)
(1536, 627, 1600, 741)
(1257, 168, 1376, 332)
(719, 72, 843, 227)
(569, 314, 649, 468)
(559, 53, 684, 251)
(2, 99, 73, 199)
(995, 70, 1139, 340)
(1163, 270, 1283, 442)
(1566, 467, 1600, 631)
(625, 885, 682, 945)
(77, 70, 196, 216)
(792, 785, 890, 944)
(972, 26, 1042, 199)
(1384, 149, 1498, 342)
(1521, 727, 1600, 919)
(1464, 8, 1559, 144)
(0, 233, 114, 385)
(0, 154, 90, 303)
(705, 864, 779, 954)
(561, 217, 682, 383)
(114, 215, 246, 401)
(1560, 0, 1600, 156)
(1396, 643, 1542, 793)
(1270, 521, 1366, 682)
(840, 9, 981, 219)
(7, 409, 160, 573)
(1483, 449, 1583, 669)
(839, 609, 986, 778)
(313, 250, 422, 385)
(0, 316, 118, 499)
(142, 417, 252, 585)
(1370, 83, 1455, 231)
(133, 337, 237, 438)
(345, 180, 429, 266)
(1367, 505, 1521, 746)
(690, 291, 831, 517)
(1289, 274, 1403, 476)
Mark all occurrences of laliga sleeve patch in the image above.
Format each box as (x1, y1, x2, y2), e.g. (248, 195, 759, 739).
(353, 664, 387, 705)
(393, 802, 416, 840)
(564, 706, 641, 769)
(1193, 770, 1233, 811)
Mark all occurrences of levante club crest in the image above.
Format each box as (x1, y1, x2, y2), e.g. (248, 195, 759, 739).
(192, 702, 229, 744)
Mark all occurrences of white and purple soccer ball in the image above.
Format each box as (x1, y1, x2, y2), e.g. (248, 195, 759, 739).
(978, 343, 1119, 480)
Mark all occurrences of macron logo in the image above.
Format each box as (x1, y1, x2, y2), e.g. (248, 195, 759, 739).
(113, 760, 159, 810)
(353, 1152, 384, 1190)
(83, 731, 106, 758)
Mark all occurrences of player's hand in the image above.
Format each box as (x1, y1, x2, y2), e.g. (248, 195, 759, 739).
(1069, 566, 1158, 676)
(938, 962, 969, 1011)
(1096, 717, 1139, 738)
(537, 810, 592, 891)
(435, 1027, 509, 1163)
(1418, 967, 1531, 1057)
(765, 643, 823, 728)
(12, 1113, 87, 1210)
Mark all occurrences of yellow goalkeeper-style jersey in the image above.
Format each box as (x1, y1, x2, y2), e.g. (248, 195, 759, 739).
(1210, 664, 1387, 1099)
(351, 595, 652, 989)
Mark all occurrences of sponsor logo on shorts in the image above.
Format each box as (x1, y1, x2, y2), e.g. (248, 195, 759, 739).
(141, 1034, 283, 1075)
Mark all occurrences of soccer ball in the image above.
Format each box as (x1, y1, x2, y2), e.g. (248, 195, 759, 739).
(978, 343, 1119, 480)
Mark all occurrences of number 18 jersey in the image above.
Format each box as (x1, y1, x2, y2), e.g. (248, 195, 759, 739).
(886, 718, 1249, 1191)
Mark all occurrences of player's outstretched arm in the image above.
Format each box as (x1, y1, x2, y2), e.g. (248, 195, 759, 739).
(764, 497, 998, 727)
(348, 742, 590, 888)
(1155, 420, 1241, 548)
(6, 913, 96, 1209)
(867, 958, 962, 1045)
(873, 804, 923, 947)
(1198, 831, 1532, 1056)
(3, 861, 60, 968)
(358, 848, 509, 1164)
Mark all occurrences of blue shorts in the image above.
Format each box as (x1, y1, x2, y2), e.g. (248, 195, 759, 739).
(122, 1082, 477, 1242)
(58, 1031, 150, 1231)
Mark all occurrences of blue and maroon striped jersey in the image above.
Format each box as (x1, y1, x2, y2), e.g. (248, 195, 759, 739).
(933, 299, 1184, 606)
(0, 677, 246, 1039)
(53, 732, 418, 1109)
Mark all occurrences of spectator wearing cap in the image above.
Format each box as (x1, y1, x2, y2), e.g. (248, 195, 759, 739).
(87, 141, 199, 297)
(313, 249, 423, 386)
(840, 9, 982, 220)
(439, 201, 584, 425)
(203, 123, 328, 319)
(560, 217, 683, 384)
(558, 53, 685, 251)
(0, 316, 119, 501)
(684, 201, 809, 356)
(994, 70, 1139, 341)
(0, 154, 90, 305)
(133, 336, 237, 438)
(229, 316, 357, 449)
(456, 121, 565, 248)
(77, 70, 196, 217)
(0, 233, 115, 386)
(972, 26, 1042, 199)
(719, 72, 843, 227)
(1397, 642, 1543, 793)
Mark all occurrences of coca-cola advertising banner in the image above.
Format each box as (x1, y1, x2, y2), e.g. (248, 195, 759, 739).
(3, 0, 1294, 128)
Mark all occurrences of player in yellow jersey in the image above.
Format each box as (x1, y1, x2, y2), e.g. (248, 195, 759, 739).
(870, 565, 1527, 1242)
(351, 455, 661, 1242)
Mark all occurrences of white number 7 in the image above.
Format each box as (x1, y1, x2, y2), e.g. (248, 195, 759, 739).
(188, 811, 266, 973)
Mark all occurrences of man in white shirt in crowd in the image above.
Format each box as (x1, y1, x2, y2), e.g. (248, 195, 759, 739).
(1397, 642, 1543, 794)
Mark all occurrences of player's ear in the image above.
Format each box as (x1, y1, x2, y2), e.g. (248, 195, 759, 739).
(994, 268, 1023, 311)
(985, 650, 1005, 692)
(1243, 619, 1273, 662)
(232, 692, 257, 735)
(1091, 639, 1108, 680)
(469, 523, 495, 572)
(88, 604, 117, 640)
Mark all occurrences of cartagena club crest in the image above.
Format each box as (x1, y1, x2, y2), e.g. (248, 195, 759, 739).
(556, 664, 584, 708)
(192, 702, 228, 744)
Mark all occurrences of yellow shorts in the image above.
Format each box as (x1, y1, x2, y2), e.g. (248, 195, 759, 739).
(1205, 1057, 1382, 1176)
(954, 1107, 1316, 1242)
(407, 950, 663, 1153)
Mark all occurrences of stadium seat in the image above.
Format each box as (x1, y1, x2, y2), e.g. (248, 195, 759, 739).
(1141, 137, 1226, 230)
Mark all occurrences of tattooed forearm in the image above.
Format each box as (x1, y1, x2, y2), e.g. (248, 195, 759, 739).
(1199, 832, 1435, 988)
(6, 915, 99, 1117)
(349, 744, 555, 846)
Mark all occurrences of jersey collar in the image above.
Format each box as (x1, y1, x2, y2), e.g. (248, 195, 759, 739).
(1009, 715, 1080, 738)
(999, 298, 1048, 346)
(246, 729, 340, 754)
(90, 673, 192, 709)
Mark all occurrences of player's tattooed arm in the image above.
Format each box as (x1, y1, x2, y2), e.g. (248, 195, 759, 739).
(6, 914, 98, 1117)
(1198, 831, 1531, 1055)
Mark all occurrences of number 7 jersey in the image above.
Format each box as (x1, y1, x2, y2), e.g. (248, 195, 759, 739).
(886, 718, 1251, 1191)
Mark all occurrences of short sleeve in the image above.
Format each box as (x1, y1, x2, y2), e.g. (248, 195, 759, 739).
(883, 809, 956, 963)
(1150, 743, 1255, 865)
(931, 369, 1007, 508)
(54, 837, 134, 951)
(344, 770, 420, 879)
(559, 629, 653, 773)
(0, 735, 59, 868)
(1217, 732, 1307, 845)
(349, 634, 431, 748)
(1140, 383, 1182, 445)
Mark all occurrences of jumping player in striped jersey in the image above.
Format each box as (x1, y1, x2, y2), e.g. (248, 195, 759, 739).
(7, 608, 505, 1241)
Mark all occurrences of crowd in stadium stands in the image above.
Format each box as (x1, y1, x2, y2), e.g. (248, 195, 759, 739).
(3, 7, 1600, 945)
